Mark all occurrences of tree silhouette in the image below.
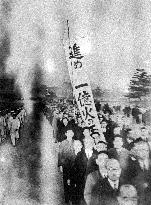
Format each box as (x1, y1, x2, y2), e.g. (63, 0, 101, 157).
(126, 68, 151, 100)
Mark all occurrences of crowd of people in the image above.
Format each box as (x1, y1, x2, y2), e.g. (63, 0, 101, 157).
(1, 98, 150, 204)
(0, 107, 26, 146)
(44, 99, 151, 205)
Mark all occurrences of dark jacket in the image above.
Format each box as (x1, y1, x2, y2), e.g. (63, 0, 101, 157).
(104, 120, 116, 149)
(84, 170, 123, 205)
(125, 157, 151, 205)
(71, 149, 88, 203)
(72, 149, 88, 184)
(86, 154, 99, 176)
(58, 139, 76, 169)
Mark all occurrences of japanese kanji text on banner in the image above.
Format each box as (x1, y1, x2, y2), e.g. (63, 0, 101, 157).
(63, 21, 105, 142)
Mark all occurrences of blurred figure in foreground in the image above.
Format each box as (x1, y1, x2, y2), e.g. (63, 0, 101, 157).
(117, 184, 138, 205)
(127, 141, 151, 205)
(58, 129, 76, 204)
(71, 140, 87, 205)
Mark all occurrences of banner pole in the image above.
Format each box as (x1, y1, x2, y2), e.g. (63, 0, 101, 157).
(63, 20, 106, 142)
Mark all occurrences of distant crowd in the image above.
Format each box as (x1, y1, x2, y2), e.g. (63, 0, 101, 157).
(0, 107, 27, 146)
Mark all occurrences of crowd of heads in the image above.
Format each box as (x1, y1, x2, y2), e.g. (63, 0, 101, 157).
(45, 98, 151, 204)
(45, 99, 151, 155)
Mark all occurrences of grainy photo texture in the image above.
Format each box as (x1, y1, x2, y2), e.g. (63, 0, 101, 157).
(0, 0, 151, 205)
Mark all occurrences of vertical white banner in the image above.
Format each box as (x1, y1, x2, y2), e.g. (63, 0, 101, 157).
(63, 21, 105, 141)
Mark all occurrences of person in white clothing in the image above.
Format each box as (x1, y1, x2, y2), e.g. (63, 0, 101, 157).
(10, 116, 20, 146)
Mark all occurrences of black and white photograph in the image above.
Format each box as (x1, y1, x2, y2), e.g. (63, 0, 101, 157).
(0, 0, 151, 204)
